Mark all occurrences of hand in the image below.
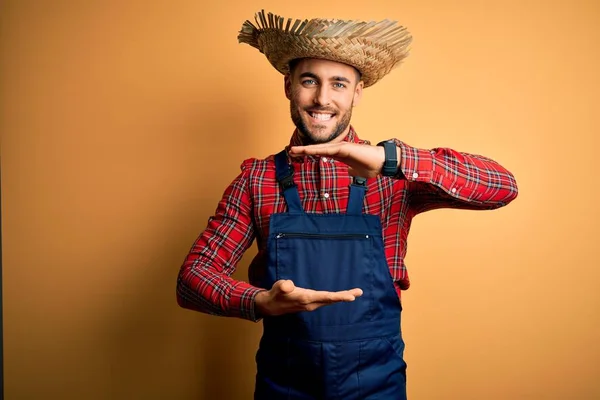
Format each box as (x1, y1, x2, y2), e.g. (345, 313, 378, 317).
(290, 142, 398, 178)
(255, 279, 363, 317)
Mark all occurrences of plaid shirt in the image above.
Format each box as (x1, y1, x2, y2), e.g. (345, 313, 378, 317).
(177, 127, 518, 321)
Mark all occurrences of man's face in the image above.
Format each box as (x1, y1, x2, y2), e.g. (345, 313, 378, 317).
(285, 58, 364, 144)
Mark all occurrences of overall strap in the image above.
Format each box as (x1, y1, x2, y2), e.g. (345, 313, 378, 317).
(274, 150, 304, 214)
(346, 176, 367, 215)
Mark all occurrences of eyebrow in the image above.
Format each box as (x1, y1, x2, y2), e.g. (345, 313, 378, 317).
(298, 72, 352, 84)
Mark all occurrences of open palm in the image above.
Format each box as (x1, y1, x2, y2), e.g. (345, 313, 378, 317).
(290, 142, 387, 178)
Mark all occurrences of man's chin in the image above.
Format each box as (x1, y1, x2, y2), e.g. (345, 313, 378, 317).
(302, 130, 339, 144)
(292, 114, 348, 144)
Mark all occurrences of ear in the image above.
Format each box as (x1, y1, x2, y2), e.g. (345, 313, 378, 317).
(284, 74, 292, 100)
(352, 80, 364, 107)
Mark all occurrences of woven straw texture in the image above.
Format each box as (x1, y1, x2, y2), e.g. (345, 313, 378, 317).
(238, 10, 412, 87)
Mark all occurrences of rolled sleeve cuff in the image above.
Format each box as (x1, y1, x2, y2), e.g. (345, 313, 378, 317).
(230, 283, 266, 322)
(392, 139, 434, 182)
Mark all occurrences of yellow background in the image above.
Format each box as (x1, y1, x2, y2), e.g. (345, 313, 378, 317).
(2, 0, 599, 399)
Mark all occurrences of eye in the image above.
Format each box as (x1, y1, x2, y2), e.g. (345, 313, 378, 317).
(302, 79, 317, 86)
(333, 82, 347, 89)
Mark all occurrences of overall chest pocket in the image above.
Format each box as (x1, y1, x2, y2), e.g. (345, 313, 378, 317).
(275, 232, 376, 326)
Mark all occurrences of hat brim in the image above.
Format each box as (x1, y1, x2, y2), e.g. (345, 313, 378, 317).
(238, 11, 412, 88)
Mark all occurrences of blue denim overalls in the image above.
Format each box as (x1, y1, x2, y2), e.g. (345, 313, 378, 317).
(254, 150, 407, 399)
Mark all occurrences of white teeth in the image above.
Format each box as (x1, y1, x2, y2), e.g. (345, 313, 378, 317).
(310, 112, 333, 121)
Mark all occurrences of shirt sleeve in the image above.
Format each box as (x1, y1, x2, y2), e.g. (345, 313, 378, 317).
(176, 160, 264, 322)
(391, 139, 518, 214)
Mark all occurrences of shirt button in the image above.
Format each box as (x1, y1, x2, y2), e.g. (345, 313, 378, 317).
(412, 172, 419, 179)
(322, 157, 328, 162)
(451, 188, 457, 194)
(323, 192, 330, 199)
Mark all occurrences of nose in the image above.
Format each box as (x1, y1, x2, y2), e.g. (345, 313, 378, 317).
(314, 85, 331, 106)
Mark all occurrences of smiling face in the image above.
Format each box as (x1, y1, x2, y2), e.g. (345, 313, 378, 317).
(285, 58, 364, 144)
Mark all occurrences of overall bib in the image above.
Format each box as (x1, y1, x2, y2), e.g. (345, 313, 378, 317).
(254, 150, 407, 400)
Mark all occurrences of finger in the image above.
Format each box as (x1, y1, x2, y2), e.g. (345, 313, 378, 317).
(309, 289, 363, 303)
(304, 293, 364, 311)
(347, 288, 363, 297)
(335, 288, 364, 301)
(303, 302, 331, 312)
(290, 143, 339, 151)
(289, 143, 344, 156)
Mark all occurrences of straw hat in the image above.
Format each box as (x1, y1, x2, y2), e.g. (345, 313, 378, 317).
(238, 10, 412, 87)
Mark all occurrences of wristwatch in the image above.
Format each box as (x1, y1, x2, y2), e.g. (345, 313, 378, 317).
(377, 140, 398, 177)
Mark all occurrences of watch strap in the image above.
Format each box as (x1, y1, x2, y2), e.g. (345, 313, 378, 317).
(377, 140, 398, 176)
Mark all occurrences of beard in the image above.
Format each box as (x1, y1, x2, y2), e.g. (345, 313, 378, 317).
(289, 99, 353, 145)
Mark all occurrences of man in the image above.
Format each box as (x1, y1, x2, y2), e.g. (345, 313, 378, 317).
(177, 10, 518, 399)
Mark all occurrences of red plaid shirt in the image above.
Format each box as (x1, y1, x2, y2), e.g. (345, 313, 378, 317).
(177, 127, 518, 321)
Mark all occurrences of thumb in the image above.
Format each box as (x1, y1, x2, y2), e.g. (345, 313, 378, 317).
(274, 279, 295, 294)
